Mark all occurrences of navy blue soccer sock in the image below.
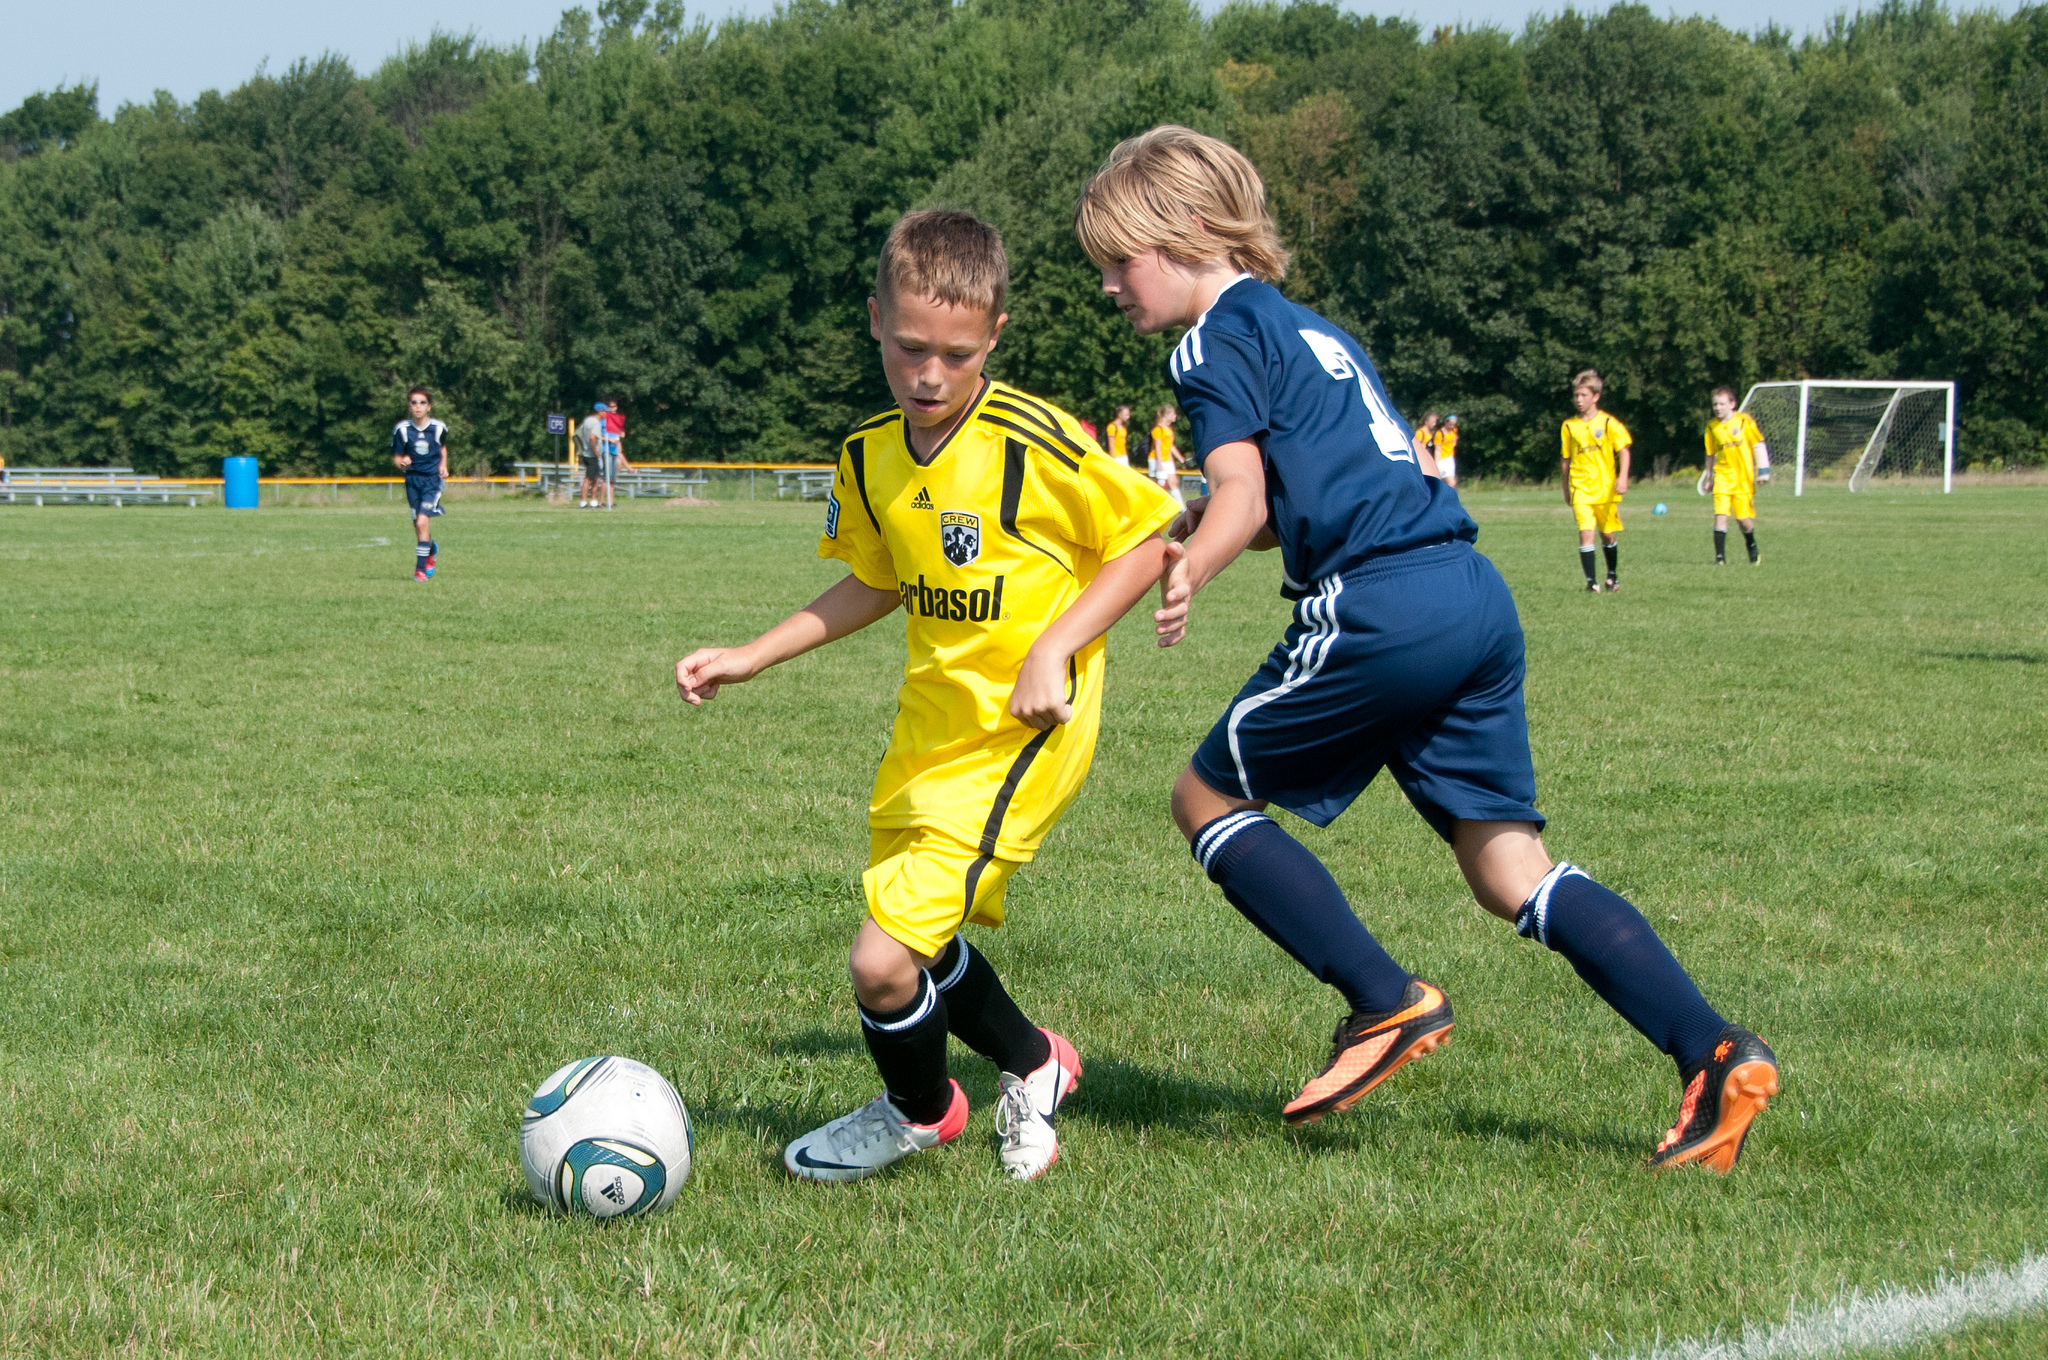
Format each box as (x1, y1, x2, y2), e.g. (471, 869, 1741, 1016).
(1192, 811, 1411, 1014)
(415, 543, 430, 568)
(1516, 864, 1727, 1069)
(858, 971, 953, 1125)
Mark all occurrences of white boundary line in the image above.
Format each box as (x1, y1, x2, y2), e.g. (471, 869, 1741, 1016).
(1598, 1253, 2047, 1360)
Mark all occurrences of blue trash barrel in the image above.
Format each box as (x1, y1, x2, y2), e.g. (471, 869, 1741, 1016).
(223, 456, 259, 509)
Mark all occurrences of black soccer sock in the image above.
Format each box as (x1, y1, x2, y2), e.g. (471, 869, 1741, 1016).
(931, 938, 1050, 1076)
(1579, 546, 1599, 585)
(1193, 811, 1411, 1014)
(1714, 529, 1727, 560)
(1742, 529, 1756, 553)
(1516, 865, 1727, 1070)
(858, 971, 954, 1125)
(1603, 542, 1619, 579)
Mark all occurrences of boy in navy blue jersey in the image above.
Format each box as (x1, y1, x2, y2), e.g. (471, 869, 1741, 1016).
(391, 386, 449, 580)
(1076, 127, 1780, 1173)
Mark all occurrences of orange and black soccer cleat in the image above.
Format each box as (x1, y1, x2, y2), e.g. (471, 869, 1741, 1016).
(1651, 1024, 1779, 1174)
(1282, 979, 1454, 1126)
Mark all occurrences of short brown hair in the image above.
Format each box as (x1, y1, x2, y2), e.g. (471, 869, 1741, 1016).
(875, 209, 1008, 319)
(1710, 384, 1737, 402)
(407, 385, 432, 403)
(1572, 369, 1603, 396)
(1074, 126, 1290, 281)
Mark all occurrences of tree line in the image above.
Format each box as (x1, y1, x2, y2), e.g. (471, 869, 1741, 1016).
(1, 0, 2042, 478)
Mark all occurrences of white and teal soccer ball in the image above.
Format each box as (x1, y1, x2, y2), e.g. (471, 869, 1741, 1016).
(1654, 502, 1669, 515)
(519, 1056, 693, 1218)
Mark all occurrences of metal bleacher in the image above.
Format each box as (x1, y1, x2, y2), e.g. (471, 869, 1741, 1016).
(0, 467, 215, 507)
(513, 462, 710, 499)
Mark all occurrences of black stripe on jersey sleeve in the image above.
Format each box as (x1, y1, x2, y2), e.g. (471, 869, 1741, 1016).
(981, 413, 1081, 472)
(851, 410, 903, 435)
(960, 725, 1056, 922)
(989, 392, 1095, 463)
(847, 437, 881, 532)
(1000, 438, 1074, 576)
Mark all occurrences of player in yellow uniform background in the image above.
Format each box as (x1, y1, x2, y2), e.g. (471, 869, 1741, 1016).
(1436, 413, 1460, 487)
(1106, 403, 1132, 466)
(1149, 404, 1184, 506)
(675, 210, 1176, 1185)
(1560, 369, 1632, 592)
(1701, 385, 1766, 565)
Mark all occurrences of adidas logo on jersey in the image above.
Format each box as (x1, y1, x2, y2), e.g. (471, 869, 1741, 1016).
(909, 487, 934, 509)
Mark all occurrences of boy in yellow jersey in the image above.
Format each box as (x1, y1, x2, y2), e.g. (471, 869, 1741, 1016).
(1106, 404, 1133, 466)
(1561, 369, 1632, 592)
(1437, 414, 1460, 487)
(1702, 385, 1765, 565)
(675, 211, 1177, 1184)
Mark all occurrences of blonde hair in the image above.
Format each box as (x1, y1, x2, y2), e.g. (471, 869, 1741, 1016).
(1074, 126, 1290, 281)
(876, 209, 1008, 318)
(1573, 369, 1604, 396)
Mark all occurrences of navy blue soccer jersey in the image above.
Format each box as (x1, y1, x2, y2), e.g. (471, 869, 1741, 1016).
(1167, 276, 1475, 596)
(391, 418, 448, 477)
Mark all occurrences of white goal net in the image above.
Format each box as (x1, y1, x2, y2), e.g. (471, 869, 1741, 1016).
(1740, 380, 1956, 494)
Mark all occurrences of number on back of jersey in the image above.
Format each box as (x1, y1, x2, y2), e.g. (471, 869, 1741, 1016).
(1296, 329, 1413, 463)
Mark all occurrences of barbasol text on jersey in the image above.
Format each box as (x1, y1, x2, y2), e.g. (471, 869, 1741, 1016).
(899, 574, 1006, 623)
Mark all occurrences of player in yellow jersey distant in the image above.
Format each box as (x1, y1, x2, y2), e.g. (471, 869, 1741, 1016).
(1560, 369, 1632, 592)
(1701, 385, 1766, 565)
(1436, 413, 1460, 487)
(1149, 404, 1184, 506)
(674, 210, 1177, 1184)
(1106, 404, 1133, 466)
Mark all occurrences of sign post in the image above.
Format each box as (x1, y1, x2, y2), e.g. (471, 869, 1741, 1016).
(546, 414, 569, 473)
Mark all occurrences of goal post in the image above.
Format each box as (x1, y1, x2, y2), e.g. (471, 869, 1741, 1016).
(1739, 380, 1956, 494)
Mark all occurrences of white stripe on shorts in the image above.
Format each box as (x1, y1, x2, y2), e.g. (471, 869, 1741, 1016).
(1225, 574, 1346, 800)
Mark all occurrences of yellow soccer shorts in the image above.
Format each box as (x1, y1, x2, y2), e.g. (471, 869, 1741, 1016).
(1572, 499, 1624, 535)
(1713, 491, 1756, 520)
(863, 826, 1021, 959)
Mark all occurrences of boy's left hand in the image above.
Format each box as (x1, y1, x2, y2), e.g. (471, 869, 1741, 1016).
(1009, 646, 1075, 731)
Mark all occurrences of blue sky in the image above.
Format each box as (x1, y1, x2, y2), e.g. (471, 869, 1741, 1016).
(0, 0, 2020, 116)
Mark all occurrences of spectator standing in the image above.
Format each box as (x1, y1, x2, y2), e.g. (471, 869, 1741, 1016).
(577, 403, 606, 508)
(600, 399, 632, 510)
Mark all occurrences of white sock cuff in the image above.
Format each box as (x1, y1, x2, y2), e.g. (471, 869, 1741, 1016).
(860, 970, 936, 1032)
(1193, 810, 1275, 875)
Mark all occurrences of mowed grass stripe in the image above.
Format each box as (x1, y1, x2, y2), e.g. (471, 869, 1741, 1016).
(0, 486, 2042, 1357)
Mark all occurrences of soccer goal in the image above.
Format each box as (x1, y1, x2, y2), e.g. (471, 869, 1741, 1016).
(1739, 380, 1956, 495)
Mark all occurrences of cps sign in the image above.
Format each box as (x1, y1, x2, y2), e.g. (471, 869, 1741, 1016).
(545, 414, 568, 435)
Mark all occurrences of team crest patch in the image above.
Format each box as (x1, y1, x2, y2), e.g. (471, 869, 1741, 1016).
(939, 511, 981, 566)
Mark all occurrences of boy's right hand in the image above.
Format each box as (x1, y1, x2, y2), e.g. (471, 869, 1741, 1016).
(676, 647, 762, 706)
(395, 454, 412, 470)
(1166, 495, 1208, 542)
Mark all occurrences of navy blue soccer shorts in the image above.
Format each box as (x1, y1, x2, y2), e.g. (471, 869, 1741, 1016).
(1190, 539, 1543, 842)
(405, 476, 444, 516)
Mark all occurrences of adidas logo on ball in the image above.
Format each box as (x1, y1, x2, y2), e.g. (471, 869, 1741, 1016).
(518, 1056, 694, 1218)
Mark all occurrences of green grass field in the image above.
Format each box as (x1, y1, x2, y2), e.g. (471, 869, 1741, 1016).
(2, 484, 2044, 1357)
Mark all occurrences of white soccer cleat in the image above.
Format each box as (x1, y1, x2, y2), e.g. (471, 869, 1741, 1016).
(783, 1081, 968, 1184)
(996, 1029, 1081, 1181)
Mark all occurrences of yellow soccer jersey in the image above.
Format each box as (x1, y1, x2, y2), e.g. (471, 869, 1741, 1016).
(1704, 412, 1762, 496)
(1106, 422, 1127, 463)
(1562, 412, 1631, 504)
(819, 379, 1178, 860)
(1437, 427, 1458, 461)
